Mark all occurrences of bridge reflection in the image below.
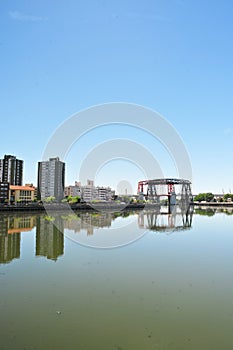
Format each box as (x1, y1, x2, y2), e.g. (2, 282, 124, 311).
(138, 205, 193, 232)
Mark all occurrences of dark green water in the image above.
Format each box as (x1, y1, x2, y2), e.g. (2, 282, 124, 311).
(1, 207, 233, 350)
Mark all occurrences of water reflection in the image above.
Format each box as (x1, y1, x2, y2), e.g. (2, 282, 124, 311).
(0, 214, 64, 264)
(0, 231, 20, 264)
(1, 205, 233, 263)
(195, 206, 233, 216)
(36, 216, 64, 261)
(1, 208, 233, 350)
(63, 212, 113, 235)
(0, 215, 36, 264)
(0, 208, 196, 264)
(138, 205, 193, 232)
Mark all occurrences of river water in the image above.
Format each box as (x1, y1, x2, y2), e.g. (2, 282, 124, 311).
(0, 206, 233, 350)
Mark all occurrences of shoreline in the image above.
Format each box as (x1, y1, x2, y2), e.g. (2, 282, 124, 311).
(0, 201, 233, 213)
(192, 202, 233, 207)
(0, 202, 147, 213)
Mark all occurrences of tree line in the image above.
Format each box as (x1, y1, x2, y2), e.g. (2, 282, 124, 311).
(194, 193, 233, 202)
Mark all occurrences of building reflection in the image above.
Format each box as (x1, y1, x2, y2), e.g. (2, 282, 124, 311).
(0, 214, 64, 264)
(0, 229, 20, 264)
(63, 212, 113, 236)
(138, 205, 193, 232)
(0, 215, 36, 264)
(36, 216, 64, 261)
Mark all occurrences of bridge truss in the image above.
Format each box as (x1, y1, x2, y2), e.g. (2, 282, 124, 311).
(137, 178, 193, 205)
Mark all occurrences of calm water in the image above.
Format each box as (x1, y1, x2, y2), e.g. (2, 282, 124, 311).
(1, 206, 233, 350)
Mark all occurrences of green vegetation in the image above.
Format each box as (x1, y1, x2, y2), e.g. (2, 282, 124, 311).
(222, 209, 233, 215)
(61, 214, 80, 221)
(122, 211, 131, 217)
(194, 193, 215, 202)
(44, 215, 55, 221)
(44, 196, 56, 203)
(113, 212, 123, 218)
(194, 193, 233, 203)
(195, 208, 215, 216)
(63, 196, 81, 204)
(136, 199, 145, 203)
(223, 193, 233, 202)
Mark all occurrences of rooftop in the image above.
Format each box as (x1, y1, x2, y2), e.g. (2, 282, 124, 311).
(10, 185, 35, 191)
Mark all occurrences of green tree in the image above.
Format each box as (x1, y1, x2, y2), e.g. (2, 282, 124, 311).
(74, 196, 81, 203)
(194, 193, 205, 202)
(44, 196, 56, 203)
(64, 195, 81, 204)
(223, 193, 233, 202)
(194, 193, 214, 202)
(205, 192, 214, 202)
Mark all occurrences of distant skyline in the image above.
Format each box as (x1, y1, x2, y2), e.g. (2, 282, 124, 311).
(1, 1, 233, 194)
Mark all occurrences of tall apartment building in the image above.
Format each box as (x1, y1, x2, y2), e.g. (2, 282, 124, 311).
(0, 155, 23, 185)
(37, 157, 65, 200)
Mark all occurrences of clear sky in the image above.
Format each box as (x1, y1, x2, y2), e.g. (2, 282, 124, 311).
(1, 0, 233, 194)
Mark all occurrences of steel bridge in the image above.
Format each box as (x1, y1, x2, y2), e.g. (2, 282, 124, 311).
(137, 178, 193, 205)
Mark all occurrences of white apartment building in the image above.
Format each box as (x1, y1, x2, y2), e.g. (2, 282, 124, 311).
(65, 180, 115, 202)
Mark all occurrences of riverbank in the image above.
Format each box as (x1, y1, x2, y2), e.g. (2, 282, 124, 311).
(193, 201, 233, 207)
(0, 202, 146, 212)
(1, 201, 232, 213)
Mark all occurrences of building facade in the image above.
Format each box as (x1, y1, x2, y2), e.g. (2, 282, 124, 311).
(37, 157, 65, 200)
(64, 185, 82, 198)
(65, 180, 115, 202)
(9, 185, 35, 203)
(0, 160, 3, 182)
(97, 186, 114, 201)
(0, 155, 23, 185)
(0, 182, 10, 204)
(82, 185, 98, 202)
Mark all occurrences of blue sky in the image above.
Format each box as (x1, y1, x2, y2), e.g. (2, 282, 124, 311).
(0, 0, 233, 194)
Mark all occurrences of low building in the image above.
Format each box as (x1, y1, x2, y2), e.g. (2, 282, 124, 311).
(9, 185, 35, 203)
(82, 185, 98, 202)
(65, 180, 115, 202)
(64, 185, 82, 197)
(97, 186, 114, 201)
